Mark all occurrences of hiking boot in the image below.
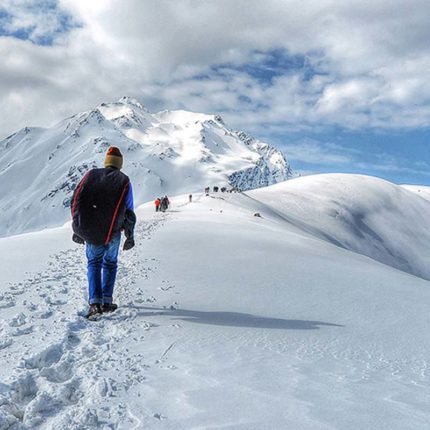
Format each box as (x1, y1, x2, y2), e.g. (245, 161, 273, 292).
(86, 303, 102, 318)
(102, 303, 118, 313)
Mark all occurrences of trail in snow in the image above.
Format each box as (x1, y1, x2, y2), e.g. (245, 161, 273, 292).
(0, 212, 176, 429)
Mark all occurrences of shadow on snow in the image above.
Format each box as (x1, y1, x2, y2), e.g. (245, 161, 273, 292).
(127, 306, 344, 330)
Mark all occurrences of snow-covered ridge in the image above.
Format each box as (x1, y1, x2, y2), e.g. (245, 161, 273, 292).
(0, 97, 292, 237)
(401, 184, 430, 203)
(249, 174, 430, 280)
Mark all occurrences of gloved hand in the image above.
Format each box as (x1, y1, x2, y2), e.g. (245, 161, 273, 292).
(123, 238, 135, 251)
(72, 233, 85, 245)
(123, 209, 136, 239)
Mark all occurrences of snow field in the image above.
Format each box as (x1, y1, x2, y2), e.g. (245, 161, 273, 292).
(0, 213, 173, 429)
(1, 175, 430, 429)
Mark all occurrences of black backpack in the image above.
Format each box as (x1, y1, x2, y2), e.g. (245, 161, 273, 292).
(71, 168, 129, 245)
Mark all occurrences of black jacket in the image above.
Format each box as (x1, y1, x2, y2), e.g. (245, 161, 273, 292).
(71, 167, 130, 245)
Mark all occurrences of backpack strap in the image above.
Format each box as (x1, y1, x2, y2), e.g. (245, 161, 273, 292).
(71, 171, 91, 218)
(104, 181, 130, 245)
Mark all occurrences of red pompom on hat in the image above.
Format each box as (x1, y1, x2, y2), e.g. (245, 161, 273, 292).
(104, 146, 123, 169)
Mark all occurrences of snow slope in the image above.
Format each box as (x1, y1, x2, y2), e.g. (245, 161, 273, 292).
(401, 184, 430, 203)
(0, 97, 291, 238)
(250, 174, 430, 280)
(1, 174, 430, 429)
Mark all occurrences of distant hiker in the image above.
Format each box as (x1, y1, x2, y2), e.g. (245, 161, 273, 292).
(213, 186, 219, 192)
(205, 187, 210, 195)
(189, 194, 192, 203)
(160, 195, 170, 212)
(162, 195, 170, 212)
(71, 146, 136, 319)
(221, 187, 227, 193)
(155, 198, 161, 212)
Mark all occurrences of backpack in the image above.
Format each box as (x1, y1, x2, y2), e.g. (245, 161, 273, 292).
(71, 168, 129, 245)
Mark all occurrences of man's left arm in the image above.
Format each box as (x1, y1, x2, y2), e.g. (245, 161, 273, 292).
(123, 182, 136, 251)
(125, 182, 134, 211)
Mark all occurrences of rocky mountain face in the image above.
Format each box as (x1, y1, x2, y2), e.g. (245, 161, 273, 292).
(0, 97, 292, 236)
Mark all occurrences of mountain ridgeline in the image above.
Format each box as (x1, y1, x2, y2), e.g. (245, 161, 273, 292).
(0, 97, 292, 237)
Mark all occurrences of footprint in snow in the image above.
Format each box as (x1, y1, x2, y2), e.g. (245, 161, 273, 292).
(10, 325, 33, 336)
(35, 310, 53, 319)
(9, 313, 27, 327)
(0, 295, 16, 309)
(0, 338, 13, 350)
(9, 287, 25, 296)
(0, 301, 16, 309)
(21, 343, 64, 370)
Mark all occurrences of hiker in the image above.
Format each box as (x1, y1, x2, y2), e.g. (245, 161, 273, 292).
(160, 195, 170, 212)
(189, 194, 192, 203)
(155, 197, 160, 212)
(71, 146, 136, 318)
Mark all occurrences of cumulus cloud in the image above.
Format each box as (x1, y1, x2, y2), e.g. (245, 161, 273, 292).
(0, 0, 430, 139)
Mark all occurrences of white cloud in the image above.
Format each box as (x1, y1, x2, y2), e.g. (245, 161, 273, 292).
(1, 0, 430, 138)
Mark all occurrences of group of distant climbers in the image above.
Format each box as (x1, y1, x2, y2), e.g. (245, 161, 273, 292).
(154, 196, 170, 212)
(154, 186, 236, 211)
(205, 186, 236, 195)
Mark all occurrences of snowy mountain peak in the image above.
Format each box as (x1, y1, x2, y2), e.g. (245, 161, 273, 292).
(116, 96, 147, 111)
(0, 98, 292, 237)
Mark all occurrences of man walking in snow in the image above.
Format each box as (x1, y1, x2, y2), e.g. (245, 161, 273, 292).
(71, 146, 136, 318)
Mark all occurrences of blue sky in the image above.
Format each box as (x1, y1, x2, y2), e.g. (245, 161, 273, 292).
(0, 1, 78, 45)
(0, 0, 429, 185)
(275, 129, 430, 186)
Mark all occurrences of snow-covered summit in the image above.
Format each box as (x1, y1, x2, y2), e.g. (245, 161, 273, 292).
(116, 96, 147, 111)
(0, 97, 292, 237)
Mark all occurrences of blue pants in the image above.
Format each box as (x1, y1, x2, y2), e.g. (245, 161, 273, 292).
(86, 234, 121, 305)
